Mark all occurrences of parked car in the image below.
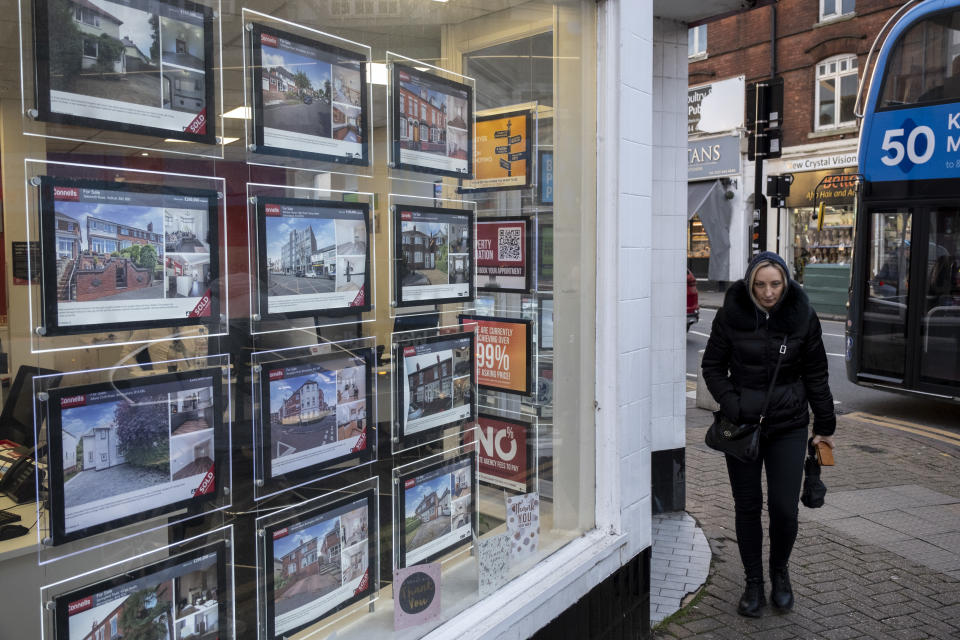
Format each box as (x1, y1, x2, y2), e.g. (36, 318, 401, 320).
(686, 269, 700, 332)
(302, 93, 313, 105)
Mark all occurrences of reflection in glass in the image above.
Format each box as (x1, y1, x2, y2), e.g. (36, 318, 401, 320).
(920, 208, 960, 385)
(862, 210, 911, 378)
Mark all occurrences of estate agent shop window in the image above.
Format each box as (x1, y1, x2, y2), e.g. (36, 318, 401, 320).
(0, 1, 598, 639)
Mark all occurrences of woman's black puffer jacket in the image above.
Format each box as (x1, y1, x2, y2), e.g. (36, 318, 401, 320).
(701, 279, 836, 436)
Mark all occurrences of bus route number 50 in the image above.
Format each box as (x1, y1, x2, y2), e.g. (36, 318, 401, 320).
(880, 126, 936, 167)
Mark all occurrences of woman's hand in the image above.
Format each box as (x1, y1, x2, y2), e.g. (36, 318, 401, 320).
(811, 434, 835, 449)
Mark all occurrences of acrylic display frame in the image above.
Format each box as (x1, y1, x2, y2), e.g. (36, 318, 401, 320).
(458, 314, 533, 396)
(388, 196, 476, 311)
(20, 0, 226, 158)
(32, 354, 233, 564)
(392, 443, 477, 572)
(458, 106, 536, 193)
(40, 526, 236, 640)
(474, 216, 534, 294)
(25, 160, 229, 354)
(256, 477, 379, 640)
(246, 183, 375, 334)
(250, 338, 378, 502)
(242, 10, 373, 175)
(390, 323, 476, 453)
(536, 212, 553, 293)
(386, 52, 476, 181)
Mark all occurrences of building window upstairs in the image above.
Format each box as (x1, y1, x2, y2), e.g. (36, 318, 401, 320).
(688, 24, 707, 59)
(816, 54, 858, 131)
(821, 0, 854, 22)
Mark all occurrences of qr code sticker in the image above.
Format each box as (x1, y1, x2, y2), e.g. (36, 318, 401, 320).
(497, 227, 523, 262)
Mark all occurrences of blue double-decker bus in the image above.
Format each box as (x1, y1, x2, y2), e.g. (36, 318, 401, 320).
(849, 0, 960, 401)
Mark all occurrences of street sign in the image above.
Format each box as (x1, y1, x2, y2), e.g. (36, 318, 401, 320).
(495, 130, 509, 138)
(508, 135, 522, 145)
(495, 145, 510, 154)
(508, 151, 526, 162)
(500, 158, 511, 170)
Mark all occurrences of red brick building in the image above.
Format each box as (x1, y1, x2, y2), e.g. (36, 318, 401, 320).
(687, 0, 903, 302)
(398, 77, 447, 151)
(71, 256, 156, 302)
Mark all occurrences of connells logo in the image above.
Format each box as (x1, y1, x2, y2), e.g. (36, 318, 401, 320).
(261, 33, 278, 47)
(403, 346, 417, 357)
(264, 204, 282, 217)
(53, 187, 80, 201)
(401, 211, 413, 221)
(60, 395, 86, 409)
(269, 369, 285, 380)
(67, 597, 92, 614)
(404, 478, 416, 489)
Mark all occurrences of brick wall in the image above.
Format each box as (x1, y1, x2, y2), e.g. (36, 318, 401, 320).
(689, 0, 904, 148)
(75, 258, 153, 302)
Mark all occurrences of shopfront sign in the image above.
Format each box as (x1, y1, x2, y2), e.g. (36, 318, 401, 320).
(780, 152, 857, 173)
(688, 134, 740, 179)
(688, 76, 745, 136)
(784, 166, 859, 208)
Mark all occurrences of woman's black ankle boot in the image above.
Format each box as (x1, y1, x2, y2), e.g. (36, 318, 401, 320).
(737, 578, 766, 617)
(770, 567, 794, 610)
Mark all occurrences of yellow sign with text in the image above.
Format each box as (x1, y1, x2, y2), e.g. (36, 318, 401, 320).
(461, 110, 530, 191)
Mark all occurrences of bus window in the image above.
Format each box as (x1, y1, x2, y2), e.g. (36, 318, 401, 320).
(920, 208, 960, 385)
(862, 211, 912, 378)
(878, 9, 960, 108)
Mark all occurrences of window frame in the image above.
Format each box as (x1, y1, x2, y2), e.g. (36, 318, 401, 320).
(688, 24, 707, 59)
(815, 53, 859, 131)
(820, 0, 855, 22)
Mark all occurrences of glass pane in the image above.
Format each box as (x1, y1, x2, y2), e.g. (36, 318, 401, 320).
(920, 208, 960, 385)
(700, 25, 707, 53)
(862, 211, 912, 378)
(823, 0, 836, 17)
(842, 0, 855, 14)
(880, 11, 960, 108)
(689, 28, 696, 56)
(839, 73, 858, 123)
(819, 77, 836, 126)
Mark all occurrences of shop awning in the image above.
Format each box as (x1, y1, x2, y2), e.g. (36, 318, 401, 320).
(687, 180, 732, 281)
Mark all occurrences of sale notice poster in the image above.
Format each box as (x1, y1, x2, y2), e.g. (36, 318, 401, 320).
(463, 413, 532, 493)
(459, 315, 532, 395)
(506, 492, 540, 560)
(475, 217, 531, 293)
(393, 563, 441, 631)
(460, 109, 531, 191)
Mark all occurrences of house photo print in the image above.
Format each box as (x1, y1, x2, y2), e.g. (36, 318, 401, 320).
(393, 64, 473, 177)
(35, 0, 215, 141)
(395, 207, 472, 306)
(268, 494, 374, 638)
(51, 371, 220, 543)
(259, 197, 370, 318)
(401, 455, 473, 567)
(253, 24, 368, 163)
(263, 351, 372, 480)
(61, 548, 223, 640)
(43, 177, 218, 334)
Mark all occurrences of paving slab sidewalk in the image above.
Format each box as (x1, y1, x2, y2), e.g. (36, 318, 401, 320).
(653, 399, 960, 639)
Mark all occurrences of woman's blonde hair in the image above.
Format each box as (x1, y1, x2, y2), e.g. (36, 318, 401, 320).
(747, 259, 788, 310)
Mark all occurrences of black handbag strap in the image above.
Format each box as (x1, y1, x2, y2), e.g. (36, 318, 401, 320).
(759, 335, 789, 423)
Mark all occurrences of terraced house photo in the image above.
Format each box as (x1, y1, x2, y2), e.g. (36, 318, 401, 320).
(55, 200, 164, 304)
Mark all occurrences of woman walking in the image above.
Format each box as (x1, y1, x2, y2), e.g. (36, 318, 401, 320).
(702, 251, 836, 617)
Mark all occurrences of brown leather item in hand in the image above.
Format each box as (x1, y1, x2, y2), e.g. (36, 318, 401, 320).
(815, 441, 835, 466)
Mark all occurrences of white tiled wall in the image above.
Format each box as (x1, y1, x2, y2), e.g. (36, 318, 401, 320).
(649, 18, 689, 455)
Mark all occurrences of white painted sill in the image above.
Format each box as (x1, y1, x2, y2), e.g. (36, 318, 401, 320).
(688, 52, 708, 62)
(423, 529, 629, 640)
(814, 13, 856, 29)
(808, 126, 859, 139)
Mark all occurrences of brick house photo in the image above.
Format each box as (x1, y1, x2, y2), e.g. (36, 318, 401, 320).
(273, 516, 344, 617)
(406, 351, 454, 421)
(404, 472, 453, 555)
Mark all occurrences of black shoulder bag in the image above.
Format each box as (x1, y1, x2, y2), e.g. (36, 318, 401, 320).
(704, 335, 788, 462)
